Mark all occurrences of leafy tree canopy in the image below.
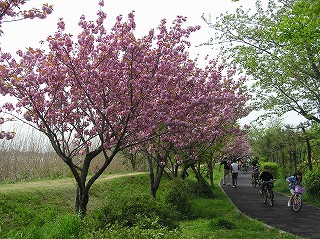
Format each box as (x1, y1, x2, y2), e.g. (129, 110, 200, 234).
(203, 0, 320, 124)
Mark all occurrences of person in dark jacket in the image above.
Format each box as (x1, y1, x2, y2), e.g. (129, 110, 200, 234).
(259, 165, 274, 194)
(219, 156, 231, 186)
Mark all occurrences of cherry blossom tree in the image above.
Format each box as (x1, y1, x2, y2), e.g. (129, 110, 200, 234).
(0, 1, 248, 215)
(223, 133, 252, 160)
(0, 0, 53, 138)
(0, 0, 251, 213)
(138, 61, 249, 197)
(0, 0, 53, 35)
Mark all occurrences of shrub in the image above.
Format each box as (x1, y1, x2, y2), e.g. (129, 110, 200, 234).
(95, 194, 179, 230)
(304, 167, 320, 199)
(260, 162, 280, 179)
(186, 179, 214, 198)
(165, 179, 194, 219)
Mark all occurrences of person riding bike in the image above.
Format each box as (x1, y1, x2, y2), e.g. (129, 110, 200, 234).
(252, 166, 260, 186)
(286, 171, 302, 207)
(259, 165, 274, 194)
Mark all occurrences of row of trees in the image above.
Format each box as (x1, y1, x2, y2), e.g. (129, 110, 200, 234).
(202, 0, 320, 201)
(248, 118, 320, 176)
(0, 1, 250, 216)
(203, 0, 320, 124)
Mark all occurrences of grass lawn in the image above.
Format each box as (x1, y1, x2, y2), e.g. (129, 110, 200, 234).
(0, 169, 304, 239)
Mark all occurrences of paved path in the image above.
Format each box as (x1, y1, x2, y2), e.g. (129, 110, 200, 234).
(221, 169, 320, 239)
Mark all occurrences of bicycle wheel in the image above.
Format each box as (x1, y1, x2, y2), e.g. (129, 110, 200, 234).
(292, 194, 302, 212)
(252, 179, 257, 187)
(268, 190, 274, 206)
(263, 191, 267, 204)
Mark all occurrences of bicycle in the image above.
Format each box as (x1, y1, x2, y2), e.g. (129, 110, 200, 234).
(290, 185, 305, 212)
(260, 180, 275, 206)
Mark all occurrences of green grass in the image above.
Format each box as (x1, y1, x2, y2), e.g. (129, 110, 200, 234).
(0, 170, 304, 239)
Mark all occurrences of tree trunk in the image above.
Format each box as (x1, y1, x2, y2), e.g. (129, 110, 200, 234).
(130, 152, 137, 171)
(146, 154, 156, 198)
(301, 126, 313, 171)
(173, 163, 179, 178)
(190, 165, 206, 185)
(206, 161, 214, 187)
(75, 187, 89, 217)
(151, 165, 164, 199)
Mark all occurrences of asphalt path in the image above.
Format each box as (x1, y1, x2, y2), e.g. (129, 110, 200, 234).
(221, 169, 320, 239)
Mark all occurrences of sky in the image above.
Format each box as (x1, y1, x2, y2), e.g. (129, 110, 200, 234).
(0, 0, 306, 126)
(1, 0, 256, 57)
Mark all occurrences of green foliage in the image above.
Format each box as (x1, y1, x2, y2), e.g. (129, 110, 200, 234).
(304, 167, 320, 199)
(46, 214, 82, 239)
(259, 162, 280, 179)
(204, 0, 320, 123)
(183, 176, 214, 198)
(0, 171, 308, 239)
(82, 224, 185, 239)
(6, 215, 83, 239)
(165, 179, 194, 219)
(94, 194, 179, 230)
(0, 189, 74, 236)
(209, 217, 237, 230)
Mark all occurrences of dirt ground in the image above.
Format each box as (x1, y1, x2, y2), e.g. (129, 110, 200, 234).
(0, 172, 144, 192)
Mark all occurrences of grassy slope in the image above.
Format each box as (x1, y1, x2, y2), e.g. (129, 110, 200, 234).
(0, 170, 303, 239)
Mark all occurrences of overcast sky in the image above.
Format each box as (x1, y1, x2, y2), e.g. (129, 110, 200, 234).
(1, 0, 257, 57)
(0, 0, 305, 126)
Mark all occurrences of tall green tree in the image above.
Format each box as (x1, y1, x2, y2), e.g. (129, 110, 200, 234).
(203, 0, 320, 123)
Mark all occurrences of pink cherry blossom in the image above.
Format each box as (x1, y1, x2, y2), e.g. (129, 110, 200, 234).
(0, 7, 250, 214)
(0, 1, 53, 35)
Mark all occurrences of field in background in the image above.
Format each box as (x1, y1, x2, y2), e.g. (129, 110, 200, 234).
(0, 123, 147, 182)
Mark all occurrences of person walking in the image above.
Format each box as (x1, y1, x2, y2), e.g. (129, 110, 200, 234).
(231, 158, 239, 188)
(219, 156, 231, 186)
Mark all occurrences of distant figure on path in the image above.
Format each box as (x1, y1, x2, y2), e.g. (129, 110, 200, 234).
(231, 158, 239, 188)
(252, 157, 259, 170)
(219, 156, 231, 186)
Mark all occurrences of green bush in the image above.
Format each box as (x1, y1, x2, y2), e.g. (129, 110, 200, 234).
(165, 179, 195, 219)
(304, 167, 320, 199)
(95, 194, 179, 230)
(186, 178, 214, 198)
(260, 162, 280, 179)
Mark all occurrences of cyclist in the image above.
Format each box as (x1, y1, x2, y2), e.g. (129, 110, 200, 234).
(259, 165, 274, 194)
(252, 157, 259, 170)
(286, 171, 302, 207)
(252, 166, 260, 186)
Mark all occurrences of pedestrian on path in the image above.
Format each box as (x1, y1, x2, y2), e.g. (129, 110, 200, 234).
(219, 156, 231, 186)
(231, 158, 239, 188)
